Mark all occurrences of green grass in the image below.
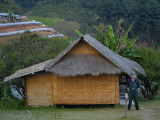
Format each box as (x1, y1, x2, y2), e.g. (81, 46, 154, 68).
(0, 99, 160, 120)
(0, 91, 160, 120)
(28, 16, 64, 28)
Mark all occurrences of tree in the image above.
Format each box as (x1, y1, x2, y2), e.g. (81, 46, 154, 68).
(8, 10, 14, 22)
(0, 0, 18, 12)
(94, 19, 138, 57)
(20, 0, 160, 43)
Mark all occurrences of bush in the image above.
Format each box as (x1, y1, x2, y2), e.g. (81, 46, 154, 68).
(0, 99, 25, 109)
(135, 47, 160, 100)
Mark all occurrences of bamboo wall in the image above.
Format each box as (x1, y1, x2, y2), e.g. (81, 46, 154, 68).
(26, 74, 119, 106)
(26, 75, 53, 106)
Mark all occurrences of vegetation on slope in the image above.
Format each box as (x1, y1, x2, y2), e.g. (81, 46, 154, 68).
(28, 16, 64, 28)
(13, 0, 160, 44)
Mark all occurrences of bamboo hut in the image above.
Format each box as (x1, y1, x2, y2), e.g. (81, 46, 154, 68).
(4, 34, 145, 106)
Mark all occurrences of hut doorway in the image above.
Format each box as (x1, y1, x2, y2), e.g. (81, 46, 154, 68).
(119, 74, 129, 99)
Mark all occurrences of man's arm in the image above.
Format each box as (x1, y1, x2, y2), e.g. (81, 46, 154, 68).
(127, 87, 129, 92)
(136, 79, 140, 92)
(127, 79, 130, 92)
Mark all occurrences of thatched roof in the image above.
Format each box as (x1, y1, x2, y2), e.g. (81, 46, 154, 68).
(4, 60, 52, 82)
(46, 34, 145, 76)
(4, 34, 145, 82)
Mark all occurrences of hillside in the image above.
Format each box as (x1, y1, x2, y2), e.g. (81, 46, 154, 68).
(0, 13, 65, 43)
(14, 0, 160, 44)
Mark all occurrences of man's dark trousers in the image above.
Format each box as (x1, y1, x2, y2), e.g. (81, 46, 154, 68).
(128, 81, 139, 110)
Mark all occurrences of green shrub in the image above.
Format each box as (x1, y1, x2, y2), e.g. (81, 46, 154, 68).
(0, 99, 25, 109)
(135, 47, 160, 100)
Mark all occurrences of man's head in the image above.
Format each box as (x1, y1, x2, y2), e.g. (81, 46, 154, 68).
(131, 73, 135, 79)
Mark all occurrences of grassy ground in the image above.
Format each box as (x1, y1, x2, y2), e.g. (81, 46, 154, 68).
(0, 99, 160, 120)
(28, 16, 64, 28)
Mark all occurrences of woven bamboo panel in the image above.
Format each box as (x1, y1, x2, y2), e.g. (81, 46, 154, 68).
(26, 74, 53, 106)
(26, 74, 119, 105)
(51, 74, 119, 104)
(68, 41, 100, 55)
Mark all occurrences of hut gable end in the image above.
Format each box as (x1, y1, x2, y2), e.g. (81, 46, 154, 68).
(68, 41, 99, 55)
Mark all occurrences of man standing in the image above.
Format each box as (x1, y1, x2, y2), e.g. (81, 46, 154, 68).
(127, 73, 140, 110)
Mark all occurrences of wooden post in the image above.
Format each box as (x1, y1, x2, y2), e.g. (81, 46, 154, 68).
(125, 93, 128, 117)
(25, 77, 27, 106)
(115, 74, 116, 107)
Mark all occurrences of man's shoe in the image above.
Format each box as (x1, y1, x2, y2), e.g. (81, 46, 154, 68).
(136, 107, 140, 110)
(128, 108, 131, 110)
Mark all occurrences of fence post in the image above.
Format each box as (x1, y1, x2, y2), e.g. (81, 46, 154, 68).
(125, 93, 128, 118)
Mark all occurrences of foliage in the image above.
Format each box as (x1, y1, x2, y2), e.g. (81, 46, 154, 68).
(76, 29, 83, 37)
(28, 16, 64, 27)
(16, 0, 160, 43)
(0, 60, 6, 80)
(3, 31, 70, 75)
(0, 99, 25, 109)
(8, 10, 14, 22)
(140, 79, 159, 100)
(135, 47, 160, 100)
(0, 31, 70, 99)
(155, 91, 160, 100)
(94, 19, 138, 57)
(0, 81, 12, 100)
(0, 0, 19, 13)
